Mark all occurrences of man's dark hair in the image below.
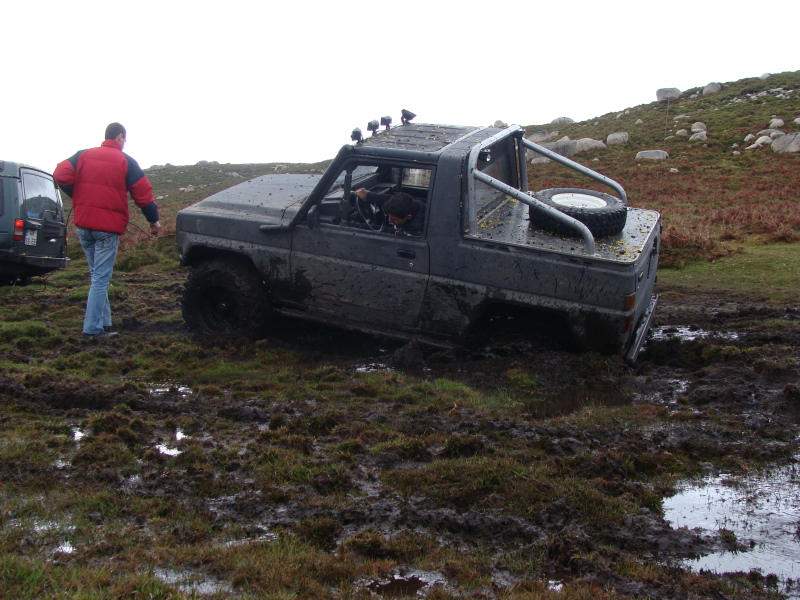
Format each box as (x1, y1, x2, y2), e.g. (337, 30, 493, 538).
(105, 122, 127, 140)
(383, 192, 415, 217)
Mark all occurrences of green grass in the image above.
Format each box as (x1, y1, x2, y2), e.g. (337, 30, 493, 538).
(658, 242, 800, 302)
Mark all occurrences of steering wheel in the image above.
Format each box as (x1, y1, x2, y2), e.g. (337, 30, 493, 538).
(351, 192, 386, 231)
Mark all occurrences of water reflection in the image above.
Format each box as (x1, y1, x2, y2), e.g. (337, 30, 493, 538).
(663, 459, 800, 595)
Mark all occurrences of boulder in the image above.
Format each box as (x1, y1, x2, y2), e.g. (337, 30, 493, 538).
(772, 132, 800, 153)
(771, 131, 785, 139)
(691, 122, 707, 132)
(539, 138, 578, 157)
(673, 114, 691, 121)
(689, 131, 708, 142)
(753, 136, 773, 147)
(635, 119, 644, 125)
(656, 88, 681, 102)
(676, 129, 689, 137)
(551, 117, 574, 125)
(575, 138, 606, 152)
(768, 118, 785, 128)
(606, 132, 629, 145)
(703, 82, 722, 95)
(744, 134, 755, 142)
(757, 129, 780, 136)
(527, 130, 551, 143)
(795, 117, 800, 125)
(494, 120, 508, 128)
(636, 150, 669, 160)
(760, 73, 771, 80)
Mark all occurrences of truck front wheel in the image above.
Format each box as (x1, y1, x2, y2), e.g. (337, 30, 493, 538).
(182, 259, 270, 337)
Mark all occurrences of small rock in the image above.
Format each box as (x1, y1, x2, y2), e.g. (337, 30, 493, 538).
(673, 114, 691, 121)
(703, 82, 722, 95)
(689, 131, 708, 142)
(636, 150, 669, 160)
(744, 134, 755, 142)
(669, 168, 679, 173)
(732, 150, 741, 155)
(691, 122, 707, 132)
(635, 119, 644, 125)
(676, 129, 689, 137)
(760, 73, 771, 80)
(770, 131, 785, 139)
(794, 117, 800, 125)
(769, 118, 785, 128)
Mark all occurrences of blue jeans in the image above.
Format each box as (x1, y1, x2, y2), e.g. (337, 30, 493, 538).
(77, 228, 119, 335)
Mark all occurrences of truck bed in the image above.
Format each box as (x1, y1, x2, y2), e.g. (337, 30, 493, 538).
(468, 198, 660, 264)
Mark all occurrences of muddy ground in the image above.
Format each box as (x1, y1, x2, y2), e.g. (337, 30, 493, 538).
(2, 274, 799, 599)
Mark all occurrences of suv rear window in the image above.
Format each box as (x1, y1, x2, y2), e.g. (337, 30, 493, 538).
(21, 172, 61, 219)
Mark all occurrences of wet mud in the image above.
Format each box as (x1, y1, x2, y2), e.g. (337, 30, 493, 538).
(2, 280, 799, 598)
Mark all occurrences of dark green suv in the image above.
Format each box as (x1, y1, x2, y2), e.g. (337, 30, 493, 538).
(0, 161, 70, 285)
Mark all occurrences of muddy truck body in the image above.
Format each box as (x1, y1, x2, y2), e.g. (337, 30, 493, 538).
(176, 121, 660, 360)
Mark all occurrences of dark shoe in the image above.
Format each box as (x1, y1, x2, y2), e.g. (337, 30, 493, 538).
(83, 331, 120, 340)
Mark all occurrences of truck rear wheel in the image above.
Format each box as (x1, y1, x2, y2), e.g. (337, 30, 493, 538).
(529, 188, 627, 238)
(182, 259, 270, 337)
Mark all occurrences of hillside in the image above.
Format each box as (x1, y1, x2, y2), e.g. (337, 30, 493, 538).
(115, 71, 800, 273)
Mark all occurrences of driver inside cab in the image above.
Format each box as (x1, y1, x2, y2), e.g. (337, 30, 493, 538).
(353, 188, 425, 237)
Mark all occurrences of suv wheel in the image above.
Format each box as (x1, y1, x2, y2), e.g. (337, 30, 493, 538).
(529, 188, 627, 238)
(182, 259, 270, 336)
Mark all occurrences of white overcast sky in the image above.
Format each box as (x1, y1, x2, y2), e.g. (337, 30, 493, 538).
(2, 0, 797, 172)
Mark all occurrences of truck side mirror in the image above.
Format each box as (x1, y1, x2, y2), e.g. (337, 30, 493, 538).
(307, 204, 320, 229)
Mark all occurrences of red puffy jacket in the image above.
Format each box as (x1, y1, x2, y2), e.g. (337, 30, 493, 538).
(54, 140, 158, 234)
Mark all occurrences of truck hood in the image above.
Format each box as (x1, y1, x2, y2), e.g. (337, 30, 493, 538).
(185, 173, 323, 223)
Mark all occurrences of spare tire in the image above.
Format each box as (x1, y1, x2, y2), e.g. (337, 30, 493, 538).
(529, 188, 627, 238)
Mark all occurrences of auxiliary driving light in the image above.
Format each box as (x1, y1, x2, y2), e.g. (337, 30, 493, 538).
(381, 115, 392, 129)
(401, 109, 416, 124)
(367, 120, 380, 135)
(351, 128, 363, 143)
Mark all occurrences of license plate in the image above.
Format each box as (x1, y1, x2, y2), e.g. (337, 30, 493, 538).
(24, 229, 37, 246)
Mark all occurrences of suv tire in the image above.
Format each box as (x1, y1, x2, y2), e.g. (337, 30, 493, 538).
(529, 188, 627, 238)
(182, 259, 270, 336)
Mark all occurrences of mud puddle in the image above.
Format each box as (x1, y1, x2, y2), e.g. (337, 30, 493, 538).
(664, 457, 800, 596)
(364, 570, 446, 598)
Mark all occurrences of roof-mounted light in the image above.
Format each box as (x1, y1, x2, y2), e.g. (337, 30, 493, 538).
(380, 115, 392, 129)
(351, 128, 363, 143)
(367, 120, 380, 136)
(401, 109, 416, 124)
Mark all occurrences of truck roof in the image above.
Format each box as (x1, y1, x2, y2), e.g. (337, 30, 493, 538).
(352, 123, 497, 159)
(0, 161, 52, 177)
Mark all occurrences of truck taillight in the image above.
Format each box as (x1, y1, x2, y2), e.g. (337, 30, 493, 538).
(625, 292, 636, 310)
(624, 314, 634, 332)
(13, 219, 24, 241)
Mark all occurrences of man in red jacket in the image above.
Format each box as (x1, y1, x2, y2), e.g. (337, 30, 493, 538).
(54, 122, 160, 339)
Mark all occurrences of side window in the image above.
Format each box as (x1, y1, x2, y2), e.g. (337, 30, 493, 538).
(21, 172, 61, 220)
(0, 178, 6, 217)
(316, 163, 433, 236)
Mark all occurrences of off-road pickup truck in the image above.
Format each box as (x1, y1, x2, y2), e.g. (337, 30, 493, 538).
(176, 116, 660, 360)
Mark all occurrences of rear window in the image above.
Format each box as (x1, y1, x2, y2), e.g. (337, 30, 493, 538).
(474, 138, 518, 220)
(21, 172, 61, 219)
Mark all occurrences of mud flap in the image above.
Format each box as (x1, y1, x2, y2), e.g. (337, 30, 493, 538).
(625, 294, 658, 363)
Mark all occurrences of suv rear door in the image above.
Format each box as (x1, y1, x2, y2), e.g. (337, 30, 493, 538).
(19, 169, 67, 259)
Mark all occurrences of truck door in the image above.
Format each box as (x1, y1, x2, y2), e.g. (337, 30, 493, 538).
(19, 170, 67, 258)
(291, 163, 432, 332)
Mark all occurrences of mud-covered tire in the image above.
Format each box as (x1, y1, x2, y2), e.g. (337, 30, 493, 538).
(182, 259, 270, 337)
(529, 188, 627, 238)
